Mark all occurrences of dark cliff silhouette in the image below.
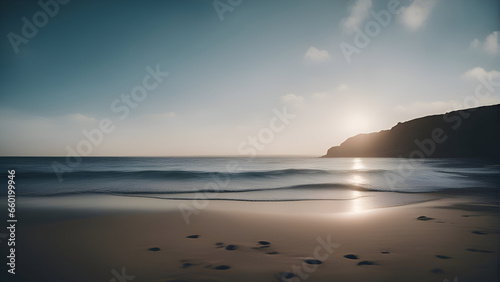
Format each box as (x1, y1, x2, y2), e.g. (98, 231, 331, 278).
(323, 104, 499, 159)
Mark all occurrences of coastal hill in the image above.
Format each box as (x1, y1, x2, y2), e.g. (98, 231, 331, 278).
(323, 104, 499, 159)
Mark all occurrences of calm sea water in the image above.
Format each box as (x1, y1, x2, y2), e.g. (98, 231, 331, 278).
(0, 157, 498, 201)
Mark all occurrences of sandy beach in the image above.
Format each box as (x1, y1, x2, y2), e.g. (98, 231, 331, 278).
(9, 194, 499, 282)
(2, 0, 499, 281)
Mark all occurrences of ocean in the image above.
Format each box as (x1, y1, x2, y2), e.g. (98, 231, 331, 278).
(0, 157, 498, 203)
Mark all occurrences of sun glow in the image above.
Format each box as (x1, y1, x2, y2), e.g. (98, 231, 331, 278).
(350, 190, 366, 214)
(343, 114, 372, 134)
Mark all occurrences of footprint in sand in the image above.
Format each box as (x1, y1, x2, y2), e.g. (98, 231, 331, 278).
(435, 255, 451, 259)
(252, 241, 275, 252)
(256, 241, 272, 249)
(148, 247, 161, 251)
(381, 251, 390, 254)
(225, 244, 238, 250)
(215, 242, 224, 248)
(179, 259, 203, 269)
(186, 234, 200, 238)
(417, 216, 434, 221)
(279, 272, 296, 280)
(343, 254, 376, 265)
(357, 261, 376, 266)
(304, 259, 322, 265)
(181, 262, 194, 269)
(213, 265, 231, 270)
(471, 231, 487, 235)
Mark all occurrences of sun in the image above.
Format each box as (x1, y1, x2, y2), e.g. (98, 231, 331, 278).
(343, 113, 373, 135)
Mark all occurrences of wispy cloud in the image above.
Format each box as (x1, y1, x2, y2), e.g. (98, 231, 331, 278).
(399, 0, 436, 30)
(341, 0, 372, 32)
(470, 31, 499, 55)
(304, 46, 331, 62)
(469, 38, 480, 50)
(484, 31, 499, 55)
(461, 67, 500, 81)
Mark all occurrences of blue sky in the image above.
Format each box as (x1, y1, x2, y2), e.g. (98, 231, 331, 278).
(0, 0, 499, 156)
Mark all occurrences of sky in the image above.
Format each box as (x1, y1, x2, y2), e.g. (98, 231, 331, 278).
(0, 0, 499, 156)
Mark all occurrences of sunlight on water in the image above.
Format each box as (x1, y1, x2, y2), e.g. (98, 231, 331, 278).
(349, 174, 366, 186)
(352, 158, 365, 170)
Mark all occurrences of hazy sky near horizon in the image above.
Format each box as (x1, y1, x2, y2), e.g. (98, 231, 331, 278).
(0, 0, 499, 156)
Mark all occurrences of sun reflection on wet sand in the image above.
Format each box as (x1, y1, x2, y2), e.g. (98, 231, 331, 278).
(350, 190, 365, 213)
